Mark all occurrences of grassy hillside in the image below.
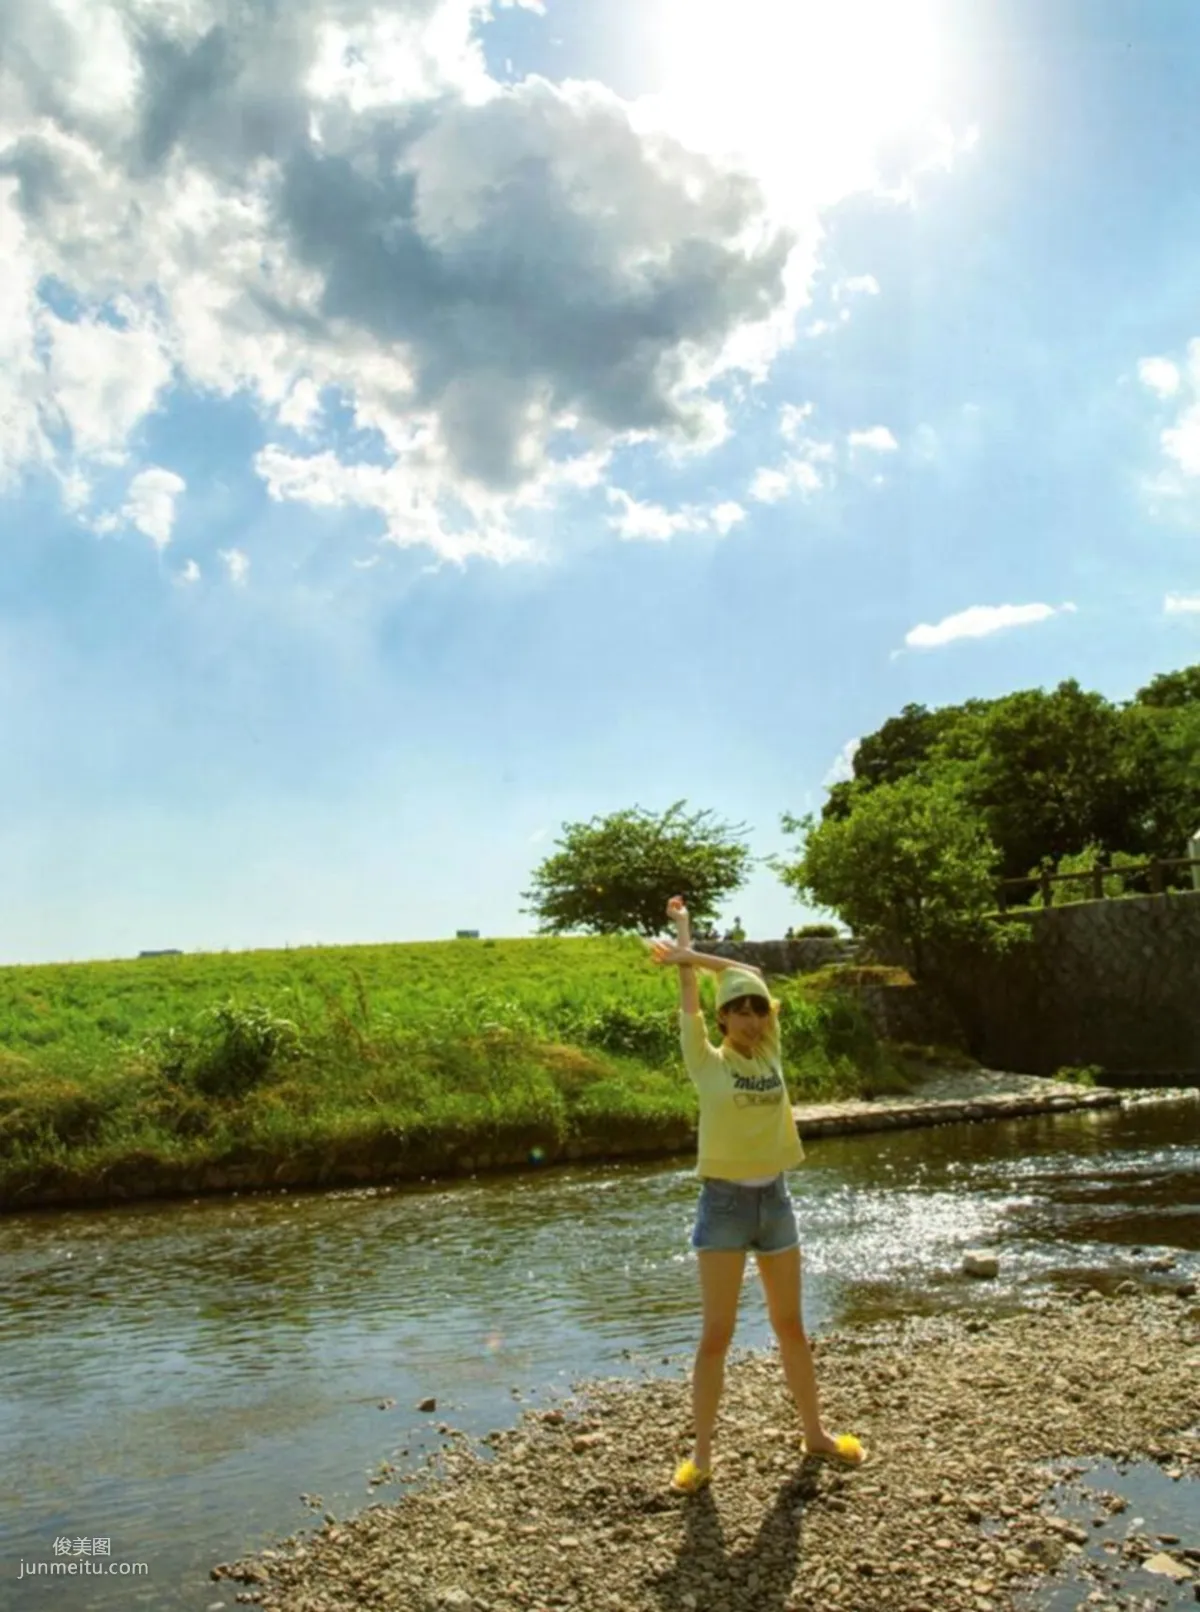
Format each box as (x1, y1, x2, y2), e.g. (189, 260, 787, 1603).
(0, 936, 905, 1206)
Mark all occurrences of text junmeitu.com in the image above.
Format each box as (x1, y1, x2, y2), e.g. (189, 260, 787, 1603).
(18, 1561, 150, 1578)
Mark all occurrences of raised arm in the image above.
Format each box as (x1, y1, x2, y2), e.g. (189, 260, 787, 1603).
(666, 896, 701, 1015)
(687, 950, 766, 983)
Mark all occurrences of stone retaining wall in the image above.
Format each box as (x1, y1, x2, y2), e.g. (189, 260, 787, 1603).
(928, 892, 1200, 1077)
(694, 939, 963, 1051)
(690, 936, 857, 974)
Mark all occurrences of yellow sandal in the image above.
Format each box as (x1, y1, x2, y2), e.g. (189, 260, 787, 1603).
(670, 1457, 713, 1494)
(801, 1433, 868, 1468)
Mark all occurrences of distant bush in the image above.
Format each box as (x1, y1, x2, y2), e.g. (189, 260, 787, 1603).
(140, 1002, 303, 1100)
(777, 986, 906, 1098)
(792, 924, 841, 938)
(1027, 845, 1147, 907)
(1054, 1063, 1103, 1087)
(0, 1076, 111, 1149)
(806, 962, 914, 990)
(551, 1000, 676, 1062)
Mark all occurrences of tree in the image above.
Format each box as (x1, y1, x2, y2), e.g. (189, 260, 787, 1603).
(967, 681, 1164, 878)
(831, 680, 1173, 880)
(520, 800, 753, 937)
(1025, 843, 1148, 906)
(1134, 662, 1200, 709)
(1127, 699, 1200, 860)
(771, 772, 1003, 976)
(822, 700, 990, 822)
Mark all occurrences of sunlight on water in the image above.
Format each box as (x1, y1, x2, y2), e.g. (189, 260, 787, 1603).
(0, 1101, 1196, 1610)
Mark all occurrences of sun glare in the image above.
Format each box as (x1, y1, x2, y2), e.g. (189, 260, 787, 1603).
(635, 0, 945, 216)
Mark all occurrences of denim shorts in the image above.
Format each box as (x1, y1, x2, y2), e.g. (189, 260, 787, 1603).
(690, 1173, 799, 1255)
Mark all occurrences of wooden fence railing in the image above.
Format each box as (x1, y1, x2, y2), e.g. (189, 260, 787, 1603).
(994, 855, 1200, 913)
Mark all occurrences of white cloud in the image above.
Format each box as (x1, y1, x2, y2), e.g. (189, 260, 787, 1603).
(1138, 357, 1181, 398)
(1164, 592, 1200, 615)
(709, 501, 746, 535)
(604, 487, 740, 542)
(0, 181, 52, 488)
(256, 444, 539, 566)
(836, 274, 880, 300)
(847, 425, 898, 453)
(122, 466, 186, 549)
(779, 402, 815, 442)
(44, 308, 173, 462)
(0, 0, 972, 562)
(278, 378, 324, 434)
(748, 465, 793, 504)
(748, 457, 824, 503)
(822, 737, 860, 787)
(1139, 341, 1200, 511)
(904, 601, 1077, 650)
(1162, 405, 1200, 477)
(60, 469, 91, 513)
(219, 548, 250, 585)
(178, 559, 201, 585)
(748, 402, 842, 501)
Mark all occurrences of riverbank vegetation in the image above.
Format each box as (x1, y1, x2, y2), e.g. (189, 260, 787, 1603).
(0, 936, 909, 1208)
(510, 666, 1200, 987)
(772, 663, 1200, 970)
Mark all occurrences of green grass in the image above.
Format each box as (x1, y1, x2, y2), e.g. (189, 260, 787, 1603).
(0, 936, 911, 1203)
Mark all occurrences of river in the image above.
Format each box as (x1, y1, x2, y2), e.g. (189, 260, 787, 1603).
(1, 1099, 1197, 1612)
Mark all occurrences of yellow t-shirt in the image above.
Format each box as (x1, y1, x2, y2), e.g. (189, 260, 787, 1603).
(679, 1008, 804, 1180)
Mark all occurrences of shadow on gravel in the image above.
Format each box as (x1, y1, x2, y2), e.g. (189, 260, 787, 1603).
(649, 1466, 821, 1612)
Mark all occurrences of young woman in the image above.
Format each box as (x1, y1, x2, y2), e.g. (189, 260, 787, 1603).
(649, 895, 866, 1493)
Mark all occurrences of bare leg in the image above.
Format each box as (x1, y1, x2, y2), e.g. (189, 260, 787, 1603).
(756, 1247, 841, 1454)
(690, 1250, 746, 1469)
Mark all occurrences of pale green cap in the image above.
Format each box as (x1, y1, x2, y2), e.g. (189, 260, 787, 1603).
(715, 969, 772, 1010)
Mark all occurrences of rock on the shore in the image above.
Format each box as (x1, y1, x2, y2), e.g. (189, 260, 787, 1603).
(962, 1249, 1000, 1278)
(1141, 1550, 1193, 1581)
(214, 1290, 1199, 1612)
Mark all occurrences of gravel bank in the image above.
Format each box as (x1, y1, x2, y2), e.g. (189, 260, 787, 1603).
(211, 1290, 1199, 1612)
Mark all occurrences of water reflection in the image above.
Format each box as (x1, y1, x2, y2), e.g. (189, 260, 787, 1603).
(0, 1099, 1195, 1612)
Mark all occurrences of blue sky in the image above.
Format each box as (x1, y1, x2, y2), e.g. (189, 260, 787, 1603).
(2, 0, 1199, 965)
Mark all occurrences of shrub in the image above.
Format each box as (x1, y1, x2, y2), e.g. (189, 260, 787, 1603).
(141, 1002, 303, 1100)
(1027, 845, 1146, 907)
(135, 1079, 220, 1139)
(0, 1077, 112, 1148)
(793, 923, 841, 938)
(1054, 1063, 1103, 1087)
(551, 1001, 676, 1062)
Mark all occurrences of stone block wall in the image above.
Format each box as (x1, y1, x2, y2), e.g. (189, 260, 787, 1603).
(929, 891, 1200, 1078)
(691, 936, 858, 975)
(692, 938, 964, 1049)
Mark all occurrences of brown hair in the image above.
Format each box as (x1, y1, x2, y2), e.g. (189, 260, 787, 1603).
(716, 995, 779, 1041)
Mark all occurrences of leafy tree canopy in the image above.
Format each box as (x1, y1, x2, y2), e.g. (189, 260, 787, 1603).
(520, 800, 753, 937)
(1134, 664, 1200, 709)
(824, 672, 1200, 880)
(773, 772, 1004, 975)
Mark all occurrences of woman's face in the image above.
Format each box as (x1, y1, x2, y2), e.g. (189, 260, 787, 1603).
(722, 996, 769, 1044)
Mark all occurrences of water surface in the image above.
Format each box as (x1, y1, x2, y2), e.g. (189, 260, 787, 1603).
(1, 1100, 1196, 1611)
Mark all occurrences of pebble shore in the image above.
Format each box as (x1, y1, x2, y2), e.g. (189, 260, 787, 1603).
(211, 1288, 1200, 1612)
